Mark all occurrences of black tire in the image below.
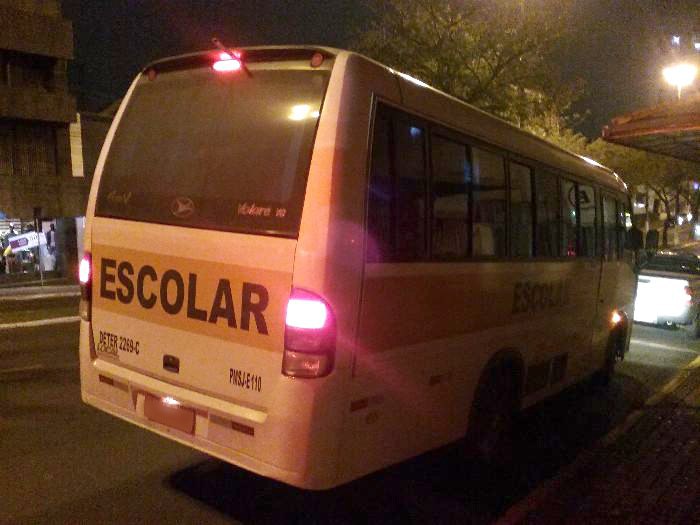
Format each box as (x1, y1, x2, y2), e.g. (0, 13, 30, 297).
(592, 347, 616, 386)
(592, 323, 625, 386)
(464, 365, 519, 466)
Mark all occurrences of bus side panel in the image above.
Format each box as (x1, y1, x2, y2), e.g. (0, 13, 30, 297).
(292, 54, 404, 487)
(344, 258, 601, 482)
(593, 252, 636, 368)
(285, 54, 402, 487)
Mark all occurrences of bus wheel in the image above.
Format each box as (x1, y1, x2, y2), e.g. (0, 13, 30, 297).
(593, 324, 625, 386)
(464, 365, 519, 466)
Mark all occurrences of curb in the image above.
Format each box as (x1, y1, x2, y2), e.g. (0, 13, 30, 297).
(0, 316, 80, 331)
(0, 285, 79, 298)
(496, 354, 700, 524)
(0, 292, 80, 302)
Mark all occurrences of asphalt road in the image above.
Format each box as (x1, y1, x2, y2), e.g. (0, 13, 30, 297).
(1, 321, 698, 524)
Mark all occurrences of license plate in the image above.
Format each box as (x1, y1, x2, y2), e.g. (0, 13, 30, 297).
(144, 394, 195, 434)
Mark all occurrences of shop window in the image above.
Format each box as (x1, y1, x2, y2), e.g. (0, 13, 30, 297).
(8, 51, 54, 91)
(472, 148, 506, 257)
(431, 135, 470, 259)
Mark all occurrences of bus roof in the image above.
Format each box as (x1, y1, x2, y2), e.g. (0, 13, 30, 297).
(143, 45, 627, 195)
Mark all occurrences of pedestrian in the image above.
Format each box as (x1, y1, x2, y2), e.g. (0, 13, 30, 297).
(3, 244, 13, 274)
(46, 223, 56, 255)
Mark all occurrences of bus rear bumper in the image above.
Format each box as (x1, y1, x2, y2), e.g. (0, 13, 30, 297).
(81, 389, 319, 488)
(78, 321, 343, 491)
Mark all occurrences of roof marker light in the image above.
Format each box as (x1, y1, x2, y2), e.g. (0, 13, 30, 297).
(213, 51, 242, 73)
(310, 52, 325, 68)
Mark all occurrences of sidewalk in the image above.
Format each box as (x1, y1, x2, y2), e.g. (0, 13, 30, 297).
(499, 357, 700, 524)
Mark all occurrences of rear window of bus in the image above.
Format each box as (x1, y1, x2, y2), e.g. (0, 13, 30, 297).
(95, 60, 331, 237)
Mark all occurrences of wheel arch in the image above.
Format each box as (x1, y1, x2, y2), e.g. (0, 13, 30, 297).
(476, 347, 526, 410)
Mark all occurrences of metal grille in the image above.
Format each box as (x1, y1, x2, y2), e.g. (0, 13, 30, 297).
(11, 122, 57, 178)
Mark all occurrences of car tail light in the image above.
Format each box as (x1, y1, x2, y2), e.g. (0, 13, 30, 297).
(685, 285, 694, 305)
(79, 252, 92, 321)
(282, 289, 335, 378)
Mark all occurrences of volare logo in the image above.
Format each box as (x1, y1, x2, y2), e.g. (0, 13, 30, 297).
(170, 197, 195, 219)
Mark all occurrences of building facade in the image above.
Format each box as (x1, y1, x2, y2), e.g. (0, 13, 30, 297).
(0, 0, 87, 284)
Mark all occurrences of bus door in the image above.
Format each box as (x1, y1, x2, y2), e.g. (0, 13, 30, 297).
(594, 193, 622, 361)
(562, 179, 601, 378)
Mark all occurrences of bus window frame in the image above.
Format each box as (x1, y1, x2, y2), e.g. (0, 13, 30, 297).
(366, 100, 625, 265)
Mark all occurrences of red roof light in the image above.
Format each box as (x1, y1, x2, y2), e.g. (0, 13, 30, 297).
(213, 51, 243, 73)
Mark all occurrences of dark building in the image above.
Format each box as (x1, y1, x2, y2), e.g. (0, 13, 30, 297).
(0, 0, 87, 284)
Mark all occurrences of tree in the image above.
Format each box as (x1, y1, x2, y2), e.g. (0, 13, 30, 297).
(587, 139, 700, 245)
(354, 0, 579, 130)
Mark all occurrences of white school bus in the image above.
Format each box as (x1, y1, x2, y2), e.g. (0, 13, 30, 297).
(78, 46, 636, 490)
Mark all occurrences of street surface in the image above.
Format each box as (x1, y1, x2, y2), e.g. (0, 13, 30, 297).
(1, 318, 699, 523)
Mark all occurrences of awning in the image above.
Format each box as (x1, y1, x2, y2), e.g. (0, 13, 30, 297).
(602, 94, 700, 163)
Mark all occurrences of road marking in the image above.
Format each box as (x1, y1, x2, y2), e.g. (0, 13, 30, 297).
(630, 338, 700, 355)
(0, 364, 45, 374)
(0, 316, 80, 331)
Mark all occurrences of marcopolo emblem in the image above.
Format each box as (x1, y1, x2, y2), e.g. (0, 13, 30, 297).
(171, 196, 195, 219)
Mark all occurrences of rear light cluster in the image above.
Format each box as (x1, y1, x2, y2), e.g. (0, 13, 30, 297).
(79, 252, 92, 321)
(685, 285, 694, 306)
(282, 289, 336, 378)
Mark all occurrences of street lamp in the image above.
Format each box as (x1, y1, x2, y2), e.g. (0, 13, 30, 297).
(663, 62, 698, 100)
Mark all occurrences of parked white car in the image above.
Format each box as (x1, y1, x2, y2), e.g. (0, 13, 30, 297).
(634, 251, 700, 336)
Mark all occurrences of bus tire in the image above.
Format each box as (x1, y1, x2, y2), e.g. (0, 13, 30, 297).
(464, 364, 519, 466)
(593, 323, 625, 386)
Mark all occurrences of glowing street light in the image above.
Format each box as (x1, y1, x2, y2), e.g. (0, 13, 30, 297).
(663, 62, 698, 99)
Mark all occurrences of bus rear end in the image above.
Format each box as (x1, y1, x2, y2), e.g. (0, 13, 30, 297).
(78, 48, 348, 489)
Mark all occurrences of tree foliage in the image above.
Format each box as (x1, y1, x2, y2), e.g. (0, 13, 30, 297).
(353, 0, 700, 221)
(354, 0, 579, 130)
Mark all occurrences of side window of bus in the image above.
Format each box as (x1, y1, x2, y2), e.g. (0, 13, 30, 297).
(579, 184, 597, 257)
(509, 162, 534, 257)
(602, 195, 618, 261)
(472, 147, 506, 257)
(431, 135, 470, 259)
(394, 120, 427, 260)
(367, 114, 393, 262)
(535, 170, 560, 257)
(617, 199, 629, 258)
(561, 179, 578, 257)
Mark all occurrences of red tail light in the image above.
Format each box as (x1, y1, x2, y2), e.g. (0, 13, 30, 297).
(685, 285, 694, 305)
(79, 252, 92, 321)
(213, 51, 242, 73)
(282, 289, 335, 378)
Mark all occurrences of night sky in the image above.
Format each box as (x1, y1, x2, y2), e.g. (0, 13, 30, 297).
(60, 0, 699, 138)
